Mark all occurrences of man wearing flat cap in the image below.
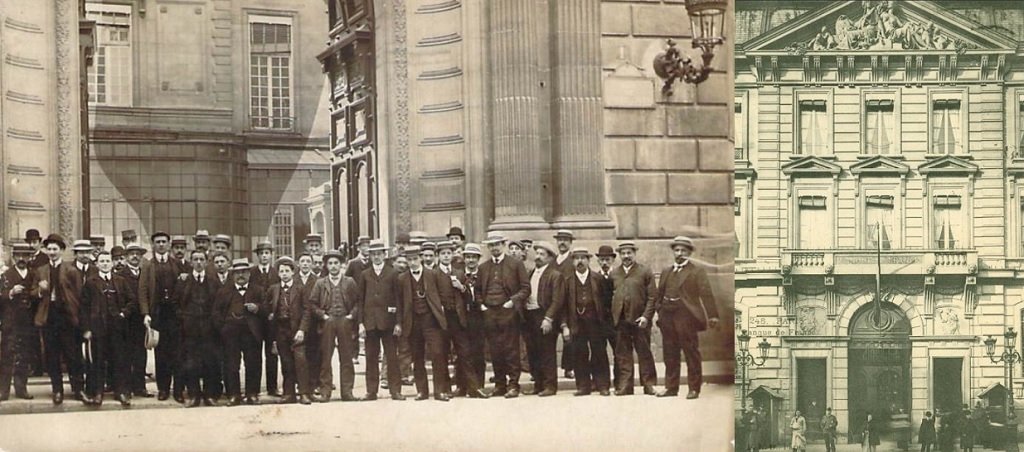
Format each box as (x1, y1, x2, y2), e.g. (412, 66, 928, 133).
(553, 230, 577, 380)
(609, 241, 658, 396)
(118, 243, 152, 397)
(522, 241, 567, 397)
(564, 247, 611, 396)
(655, 236, 719, 399)
(213, 258, 266, 406)
(477, 233, 530, 398)
(0, 243, 41, 400)
(308, 250, 360, 402)
(139, 231, 186, 402)
(250, 241, 280, 397)
(34, 235, 91, 404)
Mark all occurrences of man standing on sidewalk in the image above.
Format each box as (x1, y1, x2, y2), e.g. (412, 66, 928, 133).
(357, 240, 405, 401)
(609, 241, 657, 396)
(477, 234, 530, 398)
(309, 250, 359, 402)
(821, 407, 838, 452)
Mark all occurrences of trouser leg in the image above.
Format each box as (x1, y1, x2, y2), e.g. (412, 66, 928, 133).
(336, 319, 356, 396)
(380, 332, 401, 396)
(364, 330, 382, 395)
(410, 318, 428, 395)
(221, 325, 242, 397)
(614, 323, 635, 391)
(421, 313, 449, 396)
(635, 325, 657, 388)
(263, 318, 278, 394)
(241, 328, 262, 397)
(127, 315, 147, 393)
(318, 321, 337, 395)
(275, 327, 296, 397)
(659, 312, 682, 392)
(523, 309, 543, 390)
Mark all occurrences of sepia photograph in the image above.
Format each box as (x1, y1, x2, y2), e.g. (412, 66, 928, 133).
(735, 1, 1024, 451)
(0, 0, 735, 450)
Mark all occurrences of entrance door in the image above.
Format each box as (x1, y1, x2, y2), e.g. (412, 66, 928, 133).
(797, 358, 827, 441)
(847, 303, 912, 443)
(933, 358, 962, 415)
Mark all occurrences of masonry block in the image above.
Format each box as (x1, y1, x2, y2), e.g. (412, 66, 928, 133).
(601, 3, 632, 36)
(608, 173, 667, 204)
(638, 205, 699, 238)
(699, 138, 734, 171)
(668, 173, 732, 204)
(636, 139, 697, 170)
(633, 4, 691, 38)
(666, 105, 731, 137)
(604, 138, 636, 170)
(605, 107, 666, 136)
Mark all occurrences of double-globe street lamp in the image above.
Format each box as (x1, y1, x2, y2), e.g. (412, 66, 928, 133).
(984, 327, 1022, 452)
(737, 329, 771, 411)
(653, 0, 728, 95)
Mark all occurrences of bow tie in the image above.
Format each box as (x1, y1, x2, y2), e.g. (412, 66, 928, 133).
(237, 286, 248, 292)
(412, 271, 422, 276)
(282, 284, 291, 290)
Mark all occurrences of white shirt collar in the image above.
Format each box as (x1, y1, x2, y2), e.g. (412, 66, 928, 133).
(439, 263, 451, 274)
(493, 253, 505, 264)
(576, 269, 590, 284)
(281, 279, 292, 289)
(16, 266, 28, 279)
(329, 274, 342, 284)
(373, 262, 385, 274)
(236, 284, 247, 291)
(99, 271, 112, 280)
(673, 259, 690, 270)
(193, 270, 205, 280)
(51, 258, 62, 267)
(622, 263, 634, 273)
(411, 267, 423, 280)
(154, 252, 168, 262)
(259, 264, 270, 273)
(535, 263, 548, 273)
(557, 252, 570, 265)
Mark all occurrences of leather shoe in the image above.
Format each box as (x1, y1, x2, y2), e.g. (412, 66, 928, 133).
(281, 395, 298, 404)
(267, 389, 282, 397)
(504, 388, 520, 399)
(434, 393, 451, 402)
(157, 391, 169, 401)
(226, 396, 242, 406)
(173, 394, 186, 404)
(573, 389, 591, 397)
(299, 395, 313, 405)
(203, 397, 217, 407)
(564, 370, 574, 379)
(686, 390, 699, 399)
(467, 389, 490, 399)
(316, 394, 331, 403)
(452, 388, 467, 398)
(134, 390, 154, 398)
(490, 387, 507, 397)
(340, 393, 358, 402)
(522, 387, 538, 396)
(402, 378, 414, 386)
(599, 389, 611, 396)
(15, 391, 33, 400)
(538, 388, 556, 397)
(643, 385, 656, 396)
(362, 393, 378, 401)
(391, 393, 406, 401)
(73, 390, 87, 402)
(657, 389, 679, 398)
(186, 397, 202, 408)
(117, 394, 131, 407)
(380, 381, 389, 390)
(415, 393, 429, 401)
(614, 388, 634, 396)
(52, 392, 64, 405)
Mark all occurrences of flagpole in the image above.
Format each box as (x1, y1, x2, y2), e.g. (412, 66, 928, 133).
(875, 219, 883, 327)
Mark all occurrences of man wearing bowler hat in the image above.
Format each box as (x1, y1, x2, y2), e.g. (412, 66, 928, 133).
(655, 236, 719, 399)
(24, 229, 47, 269)
(214, 258, 266, 406)
(595, 245, 619, 386)
(564, 247, 611, 396)
(34, 235, 91, 404)
(478, 233, 530, 398)
(609, 241, 658, 396)
(1, 243, 41, 400)
(139, 231, 186, 402)
(446, 227, 466, 270)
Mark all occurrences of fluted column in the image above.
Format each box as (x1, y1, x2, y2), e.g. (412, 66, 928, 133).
(489, 0, 546, 227)
(552, 0, 612, 227)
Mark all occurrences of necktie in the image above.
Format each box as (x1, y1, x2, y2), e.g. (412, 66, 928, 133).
(493, 258, 499, 265)
(198, 275, 204, 284)
(674, 265, 683, 272)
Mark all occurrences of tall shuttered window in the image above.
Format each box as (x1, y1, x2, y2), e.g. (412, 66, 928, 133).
(249, 16, 293, 130)
(931, 98, 962, 155)
(865, 100, 894, 155)
(799, 100, 830, 155)
(797, 195, 830, 249)
(86, 4, 132, 106)
(933, 195, 963, 250)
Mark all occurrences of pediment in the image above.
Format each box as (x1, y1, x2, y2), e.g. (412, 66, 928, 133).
(849, 156, 909, 176)
(917, 155, 978, 175)
(742, 1, 1017, 55)
(782, 156, 842, 176)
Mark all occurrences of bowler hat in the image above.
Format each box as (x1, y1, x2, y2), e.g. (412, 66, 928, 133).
(24, 229, 41, 242)
(110, 246, 126, 258)
(212, 234, 232, 246)
(553, 229, 575, 241)
(462, 243, 482, 256)
(42, 233, 66, 250)
(396, 232, 411, 243)
(324, 250, 344, 263)
(254, 241, 273, 253)
(446, 227, 465, 240)
(229, 258, 254, 272)
(482, 233, 505, 245)
(670, 236, 696, 251)
(72, 240, 93, 252)
(533, 240, 558, 257)
(596, 245, 617, 258)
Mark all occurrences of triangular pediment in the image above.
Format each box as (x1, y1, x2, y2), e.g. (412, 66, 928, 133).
(742, 1, 1017, 55)
(917, 155, 978, 175)
(850, 156, 910, 176)
(781, 156, 842, 176)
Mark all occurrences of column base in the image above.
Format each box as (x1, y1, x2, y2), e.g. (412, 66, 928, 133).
(550, 215, 616, 240)
(488, 215, 550, 232)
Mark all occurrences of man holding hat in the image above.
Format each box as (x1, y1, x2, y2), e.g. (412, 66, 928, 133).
(553, 230, 577, 380)
(139, 231, 186, 402)
(174, 250, 220, 407)
(80, 250, 137, 407)
(251, 241, 281, 397)
(477, 233, 530, 398)
(214, 258, 266, 406)
(0, 243, 41, 400)
(397, 246, 451, 401)
(346, 236, 372, 279)
(609, 241, 658, 396)
(564, 247, 611, 396)
(308, 250, 360, 402)
(35, 237, 92, 404)
(655, 236, 719, 399)
(267, 257, 313, 404)
(118, 243, 152, 397)
(357, 240, 405, 401)
(522, 241, 567, 397)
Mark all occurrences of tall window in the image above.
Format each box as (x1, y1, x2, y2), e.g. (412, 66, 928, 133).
(249, 16, 293, 130)
(734, 196, 743, 258)
(865, 195, 894, 249)
(865, 100, 894, 155)
(799, 100, 830, 155)
(735, 96, 746, 160)
(931, 98, 962, 154)
(797, 195, 830, 249)
(271, 206, 294, 257)
(1017, 99, 1024, 159)
(933, 194, 963, 249)
(86, 4, 132, 106)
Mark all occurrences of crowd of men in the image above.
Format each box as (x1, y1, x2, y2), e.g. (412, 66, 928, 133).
(0, 226, 720, 408)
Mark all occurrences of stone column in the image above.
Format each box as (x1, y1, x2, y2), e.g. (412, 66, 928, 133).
(551, 0, 613, 230)
(488, 0, 546, 228)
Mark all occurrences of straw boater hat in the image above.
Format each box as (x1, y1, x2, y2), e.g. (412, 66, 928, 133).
(126, 244, 148, 255)
(356, 235, 371, 246)
(11, 242, 34, 256)
(171, 235, 188, 246)
(212, 234, 232, 246)
(553, 229, 574, 241)
(616, 241, 638, 252)
(571, 246, 593, 258)
(193, 230, 211, 242)
(670, 236, 696, 251)
(367, 239, 387, 253)
(532, 240, 558, 257)
(409, 231, 428, 244)
(421, 241, 437, 252)
(404, 245, 423, 256)
(436, 240, 454, 251)
(72, 240, 94, 252)
(230, 258, 254, 272)
(482, 233, 505, 245)
(462, 243, 482, 256)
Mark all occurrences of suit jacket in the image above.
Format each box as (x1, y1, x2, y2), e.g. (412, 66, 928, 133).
(476, 254, 530, 315)
(609, 263, 657, 326)
(527, 265, 566, 324)
(656, 262, 719, 331)
(436, 265, 467, 328)
(267, 281, 311, 335)
(345, 256, 370, 279)
(1, 266, 40, 329)
(173, 272, 219, 338)
(398, 268, 448, 335)
(307, 275, 360, 324)
(213, 283, 265, 340)
(296, 272, 319, 295)
(138, 255, 185, 316)
(116, 266, 142, 304)
(33, 260, 95, 327)
(595, 269, 615, 324)
(565, 271, 607, 336)
(80, 273, 137, 337)
(554, 253, 574, 281)
(249, 264, 279, 292)
(358, 265, 402, 331)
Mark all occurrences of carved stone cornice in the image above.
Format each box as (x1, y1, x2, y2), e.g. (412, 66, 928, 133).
(781, 156, 842, 197)
(850, 155, 909, 196)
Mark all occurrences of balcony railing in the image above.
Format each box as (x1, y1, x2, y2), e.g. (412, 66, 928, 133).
(735, 147, 745, 161)
(782, 248, 978, 276)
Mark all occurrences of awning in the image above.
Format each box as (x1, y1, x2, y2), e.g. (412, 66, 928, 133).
(246, 149, 331, 170)
(748, 385, 783, 399)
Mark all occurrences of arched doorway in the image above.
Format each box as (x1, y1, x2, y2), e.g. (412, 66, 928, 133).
(847, 302, 912, 442)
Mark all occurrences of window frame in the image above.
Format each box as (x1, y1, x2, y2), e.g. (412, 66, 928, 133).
(735, 179, 754, 259)
(735, 91, 748, 161)
(791, 185, 834, 250)
(927, 88, 968, 156)
(794, 90, 834, 157)
(861, 89, 901, 156)
(85, 3, 133, 107)
(270, 205, 295, 258)
(247, 13, 296, 132)
(928, 185, 970, 250)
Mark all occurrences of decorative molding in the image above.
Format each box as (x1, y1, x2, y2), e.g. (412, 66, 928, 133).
(56, 0, 76, 238)
(8, 201, 46, 212)
(4, 54, 44, 70)
(417, 67, 463, 80)
(850, 155, 910, 196)
(421, 168, 465, 179)
(6, 128, 45, 141)
(418, 101, 463, 114)
(4, 17, 44, 34)
(421, 201, 465, 212)
(419, 134, 465, 147)
(417, 33, 461, 47)
(5, 90, 44, 105)
(393, 0, 412, 233)
(7, 165, 45, 176)
(416, 0, 461, 14)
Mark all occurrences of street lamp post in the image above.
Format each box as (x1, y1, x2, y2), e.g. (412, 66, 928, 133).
(736, 329, 771, 411)
(984, 327, 1022, 452)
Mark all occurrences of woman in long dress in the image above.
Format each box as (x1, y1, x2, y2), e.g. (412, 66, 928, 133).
(790, 410, 807, 452)
(862, 412, 880, 452)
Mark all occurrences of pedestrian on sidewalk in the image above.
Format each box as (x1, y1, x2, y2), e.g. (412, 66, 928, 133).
(861, 411, 881, 452)
(790, 410, 807, 452)
(920, 411, 936, 452)
(821, 407, 838, 452)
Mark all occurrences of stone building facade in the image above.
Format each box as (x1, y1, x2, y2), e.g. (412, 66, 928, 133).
(322, 0, 736, 373)
(735, 0, 1024, 445)
(85, 0, 331, 258)
(0, 0, 93, 246)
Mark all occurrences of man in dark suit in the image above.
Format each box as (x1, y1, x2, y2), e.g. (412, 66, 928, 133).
(356, 240, 404, 401)
(34, 236, 92, 405)
(296, 253, 322, 395)
(655, 236, 719, 399)
(213, 258, 265, 406)
(435, 240, 486, 398)
(455, 244, 488, 398)
(211, 234, 233, 260)
(139, 231, 187, 402)
(117, 243, 152, 398)
(609, 241, 658, 396)
(207, 250, 233, 400)
(345, 235, 371, 278)
(552, 230, 576, 380)
(267, 257, 313, 405)
(477, 233, 530, 398)
(564, 247, 611, 396)
(0, 243, 41, 400)
(250, 241, 280, 397)
(308, 250, 360, 402)
(522, 241, 566, 397)
(170, 236, 189, 268)
(80, 251, 137, 407)
(594, 245, 618, 387)
(192, 230, 212, 257)
(445, 227, 466, 271)
(174, 250, 220, 407)
(25, 229, 48, 269)
(398, 246, 451, 401)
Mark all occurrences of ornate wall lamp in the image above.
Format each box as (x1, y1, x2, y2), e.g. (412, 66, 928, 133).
(652, 0, 727, 95)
